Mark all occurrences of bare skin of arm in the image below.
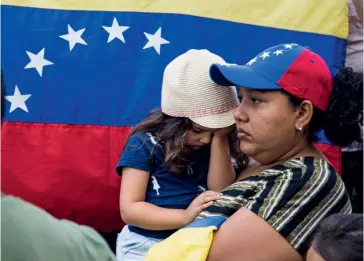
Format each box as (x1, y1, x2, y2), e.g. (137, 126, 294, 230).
(207, 128, 236, 191)
(207, 207, 303, 261)
(119, 167, 221, 230)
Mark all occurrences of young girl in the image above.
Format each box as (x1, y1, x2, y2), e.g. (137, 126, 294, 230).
(115, 49, 247, 261)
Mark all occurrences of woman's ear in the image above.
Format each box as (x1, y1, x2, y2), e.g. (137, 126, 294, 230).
(295, 100, 313, 131)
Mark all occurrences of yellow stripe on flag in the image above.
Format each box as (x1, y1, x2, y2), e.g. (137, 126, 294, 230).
(2, 0, 348, 39)
(145, 226, 217, 261)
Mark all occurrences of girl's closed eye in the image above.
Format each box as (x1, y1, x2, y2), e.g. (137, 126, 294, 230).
(192, 128, 203, 133)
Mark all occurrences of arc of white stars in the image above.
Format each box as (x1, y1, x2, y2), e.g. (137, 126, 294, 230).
(24, 48, 54, 77)
(260, 51, 270, 60)
(273, 49, 283, 56)
(5, 85, 32, 113)
(102, 17, 130, 43)
(247, 57, 257, 66)
(143, 27, 170, 55)
(59, 24, 87, 51)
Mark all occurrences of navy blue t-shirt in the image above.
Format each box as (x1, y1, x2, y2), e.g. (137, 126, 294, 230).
(116, 132, 210, 238)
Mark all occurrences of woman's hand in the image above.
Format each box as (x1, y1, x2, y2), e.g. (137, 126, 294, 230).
(184, 191, 221, 225)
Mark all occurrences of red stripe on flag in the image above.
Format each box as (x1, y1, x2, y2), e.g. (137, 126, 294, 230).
(1, 121, 130, 232)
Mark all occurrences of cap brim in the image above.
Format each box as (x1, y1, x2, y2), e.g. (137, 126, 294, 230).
(189, 107, 236, 129)
(210, 63, 281, 90)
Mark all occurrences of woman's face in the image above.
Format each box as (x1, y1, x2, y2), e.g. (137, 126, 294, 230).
(185, 123, 217, 150)
(234, 87, 302, 164)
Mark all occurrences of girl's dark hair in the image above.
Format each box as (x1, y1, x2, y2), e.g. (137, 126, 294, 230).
(310, 213, 363, 261)
(129, 109, 248, 174)
(286, 67, 363, 146)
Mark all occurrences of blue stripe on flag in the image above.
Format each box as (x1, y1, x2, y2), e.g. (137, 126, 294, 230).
(2, 5, 346, 126)
(185, 216, 227, 228)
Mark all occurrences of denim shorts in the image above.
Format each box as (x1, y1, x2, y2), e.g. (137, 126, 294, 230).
(116, 225, 162, 261)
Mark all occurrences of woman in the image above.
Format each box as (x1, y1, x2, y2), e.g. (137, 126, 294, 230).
(200, 43, 362, 261)
(306, 213, 363, 261)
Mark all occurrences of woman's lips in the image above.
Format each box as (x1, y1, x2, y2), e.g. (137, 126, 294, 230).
(237, 128, 250, 139)
(237, 132, 249, 139)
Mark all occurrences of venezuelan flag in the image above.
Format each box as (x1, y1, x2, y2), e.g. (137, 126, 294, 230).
(1, 0, 348, 236)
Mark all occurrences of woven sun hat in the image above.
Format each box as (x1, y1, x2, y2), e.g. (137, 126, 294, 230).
(161, 49, 240, 129)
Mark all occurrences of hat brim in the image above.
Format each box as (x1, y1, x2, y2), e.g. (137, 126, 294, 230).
(210, 63, 281, 90)
(189, 107, 236, 129)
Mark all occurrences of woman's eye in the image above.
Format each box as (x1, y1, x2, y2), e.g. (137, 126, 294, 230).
(252, 97, 262, 104)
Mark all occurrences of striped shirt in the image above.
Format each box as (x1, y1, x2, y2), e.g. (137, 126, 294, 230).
(198, 157, 351, 256)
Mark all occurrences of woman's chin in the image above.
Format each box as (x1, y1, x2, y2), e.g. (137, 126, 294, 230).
(239, 143, 255, 155)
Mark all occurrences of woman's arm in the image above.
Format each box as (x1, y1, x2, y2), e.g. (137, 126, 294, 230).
(207, 134, 236, 191)
(207, 207, 303, 261)
(120, 167, 220, 230)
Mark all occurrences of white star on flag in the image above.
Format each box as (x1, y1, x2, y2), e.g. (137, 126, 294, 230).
(143, 27, 170, 55)
(59, 24, 87, 51)
(247, 57, 257, 66)
(273, 49, 284, 56)
(284, 44, 294, 49)
(5, 85, 32, 113)
(24, 48, 54, 77)
(260, 51, 270, 60)
(102, 17, 130, 43)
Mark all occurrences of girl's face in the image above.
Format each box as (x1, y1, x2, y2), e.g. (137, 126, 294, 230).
(185, 123, 217, 150)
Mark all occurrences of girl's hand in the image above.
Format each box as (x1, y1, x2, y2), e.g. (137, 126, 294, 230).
(184, 191, 221, 225)
(213, 124, 236, 137)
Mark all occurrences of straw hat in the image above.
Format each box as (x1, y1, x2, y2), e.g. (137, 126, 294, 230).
(161, 49, 239, 128)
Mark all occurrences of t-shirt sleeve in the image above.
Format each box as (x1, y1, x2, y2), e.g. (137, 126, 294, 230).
(116, 133, 153, 175)
(244, 168, 351, 256)
(198, 161, 351, 256)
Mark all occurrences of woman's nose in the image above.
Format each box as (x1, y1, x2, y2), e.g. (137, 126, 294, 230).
(234, 104, 248, 122)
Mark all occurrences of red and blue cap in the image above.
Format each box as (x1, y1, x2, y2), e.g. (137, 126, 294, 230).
(210, 43, 333, 111)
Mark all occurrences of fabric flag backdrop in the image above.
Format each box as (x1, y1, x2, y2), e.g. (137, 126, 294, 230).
(1, 0, 348, 232)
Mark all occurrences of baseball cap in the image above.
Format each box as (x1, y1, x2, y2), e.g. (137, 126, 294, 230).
(210, 43, 333, 111)
(161, 49, 240, 128)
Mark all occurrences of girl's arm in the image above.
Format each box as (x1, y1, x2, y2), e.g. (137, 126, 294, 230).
(120, 167, 220, 230)
(207, 127, 236, 191)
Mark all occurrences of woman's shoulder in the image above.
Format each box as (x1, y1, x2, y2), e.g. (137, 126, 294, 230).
(236, 157, 351, 255)
(256, 156, 339, 183)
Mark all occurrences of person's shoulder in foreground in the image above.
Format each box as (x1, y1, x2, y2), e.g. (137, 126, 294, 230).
(1, 195, 116, 261)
